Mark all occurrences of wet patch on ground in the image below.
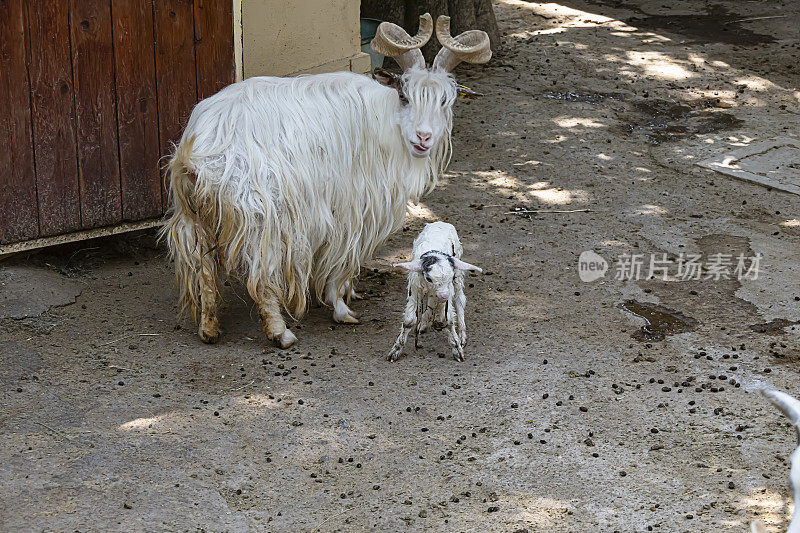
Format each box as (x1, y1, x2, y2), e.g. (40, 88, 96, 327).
(584, 1, 776, 45)
(543, 91, 626, 104)
(620, 300, 699, 341)
(614, 99, 745, 145)
(749, 319, 800, 335)
(543, 89, 744, 144)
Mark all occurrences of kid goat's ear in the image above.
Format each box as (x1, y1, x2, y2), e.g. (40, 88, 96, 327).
(394, 260, 423, 272)
(453, 258, 482, 273)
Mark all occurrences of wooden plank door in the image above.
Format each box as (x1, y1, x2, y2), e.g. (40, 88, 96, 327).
(0, 1, 39, 243)
(70, 0, 122, 228)
(27, 3, 82, 236)
(154, 0, 198, 211)
(113, 0, 162, 221)
(0, 0, 235, 248)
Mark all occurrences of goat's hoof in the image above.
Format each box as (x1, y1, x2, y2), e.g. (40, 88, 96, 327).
(386, 350, 401, 362)
(453, 352, 465, 362)
(199, 326, 221, 344)
(334, 312, 360, 324)
(350, 290, 364, 301)
(274, 329, 297, 349)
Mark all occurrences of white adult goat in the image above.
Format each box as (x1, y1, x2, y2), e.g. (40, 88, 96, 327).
(161, 14, 491, 347)
(388, 222, 481, 362)
(751, 389, 800, 533)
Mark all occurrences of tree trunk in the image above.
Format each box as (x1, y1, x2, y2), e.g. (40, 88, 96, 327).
(362, 0, 500, 64)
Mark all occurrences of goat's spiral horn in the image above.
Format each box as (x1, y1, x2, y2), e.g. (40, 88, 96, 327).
(370, 13, 433, 71)
(432, 15, 492, 72)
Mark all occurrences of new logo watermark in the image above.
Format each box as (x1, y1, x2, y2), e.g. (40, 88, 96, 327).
(578, 251, 608, 282)
(578, 251, 762, 282)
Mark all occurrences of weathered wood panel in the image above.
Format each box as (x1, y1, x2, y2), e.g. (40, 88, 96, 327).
(1, 0, 235, 247)
(70, 0, 122, 228)
(27, 2, 82, 236)
(112, 0, 162, 221)
(193, 0, 235, 99)
(154, 0, 198, 209)
(0, 1, 39, 244)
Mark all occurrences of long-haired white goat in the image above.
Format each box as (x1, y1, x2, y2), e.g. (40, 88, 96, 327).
(751, 389, 800, 533)
(161, 14, 491, 347)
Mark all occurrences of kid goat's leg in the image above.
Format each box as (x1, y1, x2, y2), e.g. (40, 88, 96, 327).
(446, 299, 465, 362)
(453, 275, 468, 346)
(388, 294, 420, 362)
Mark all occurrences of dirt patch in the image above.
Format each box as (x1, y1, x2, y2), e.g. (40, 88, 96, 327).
(0, 268, 82, 319)
(3, 2, 800, 531)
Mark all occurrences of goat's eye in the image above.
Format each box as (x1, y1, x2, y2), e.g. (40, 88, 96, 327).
(398, 93, 409, 105)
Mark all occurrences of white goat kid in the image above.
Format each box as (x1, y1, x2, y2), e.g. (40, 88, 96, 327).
(388, 222, 481, 362)
(160, 14, 491, 348)
(751, 389, 800, 533)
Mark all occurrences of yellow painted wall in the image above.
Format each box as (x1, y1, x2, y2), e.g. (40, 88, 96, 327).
(237, 0, 370, 79)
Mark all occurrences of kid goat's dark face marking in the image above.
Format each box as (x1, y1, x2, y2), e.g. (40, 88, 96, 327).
(420, 252, 456, 301)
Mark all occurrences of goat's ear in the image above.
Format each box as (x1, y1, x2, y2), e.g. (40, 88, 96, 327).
(374, 68, 402, 90)
(394, 260, 423, 272)
(453, 258, 482, 273)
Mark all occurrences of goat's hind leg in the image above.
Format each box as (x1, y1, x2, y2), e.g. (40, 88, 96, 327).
(189, 224, 220, 344)
(198, 251, 221, 343)
(252, 284, 297, 349)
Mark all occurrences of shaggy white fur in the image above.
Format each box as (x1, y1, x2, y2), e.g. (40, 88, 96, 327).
(161, 68, 458, 346)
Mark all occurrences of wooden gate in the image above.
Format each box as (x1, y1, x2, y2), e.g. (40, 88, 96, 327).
(0, 0, 234, 251)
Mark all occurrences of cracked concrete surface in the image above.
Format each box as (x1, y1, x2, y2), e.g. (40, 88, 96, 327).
(1, 1, 799, 531)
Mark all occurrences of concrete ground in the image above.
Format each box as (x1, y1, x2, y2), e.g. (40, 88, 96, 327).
(2, 1, 799, 531)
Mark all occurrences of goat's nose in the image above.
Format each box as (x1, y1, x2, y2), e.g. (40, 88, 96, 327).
(416, 131, 432, 144)
(436, 290, 450, 301)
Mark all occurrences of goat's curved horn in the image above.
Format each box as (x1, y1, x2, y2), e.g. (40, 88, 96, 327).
(432, 15, 492, 72)
(370, 14, 433, 71)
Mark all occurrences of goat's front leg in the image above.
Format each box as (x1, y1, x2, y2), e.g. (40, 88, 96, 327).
(250, 284, 297, 349)
(453, 274, 467, 346)
(388, 294, 420, 362)
(446, 300, 465, 362)
(326, 281, 359, 324)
